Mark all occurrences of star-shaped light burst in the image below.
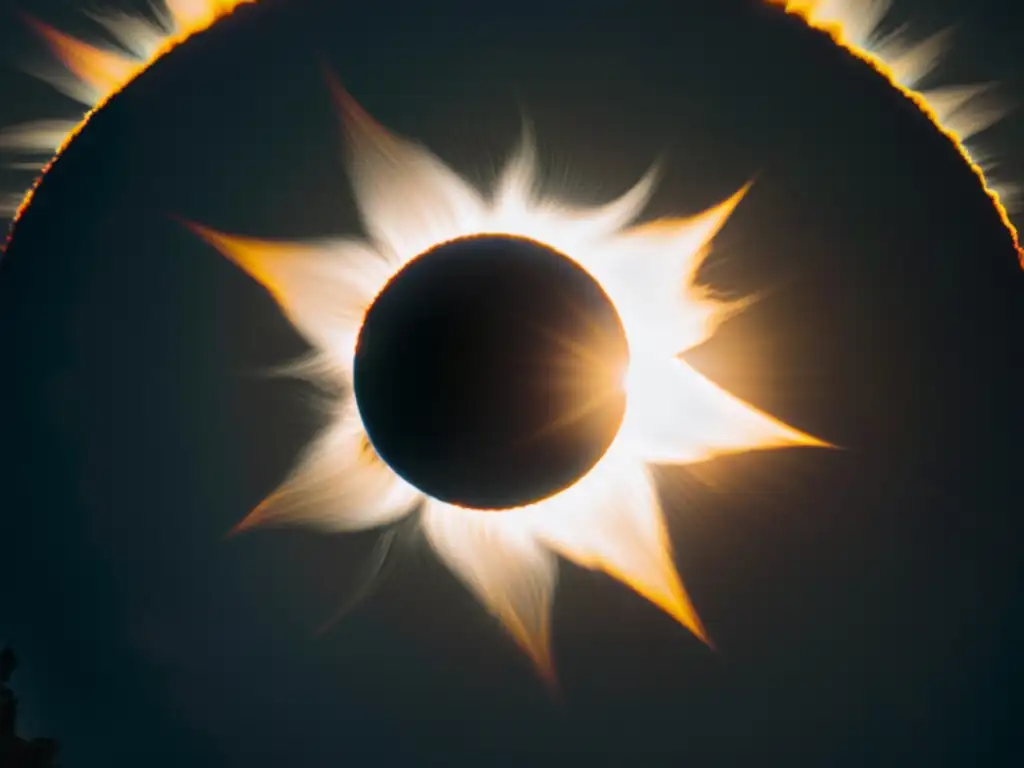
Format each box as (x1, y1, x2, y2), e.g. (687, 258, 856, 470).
(191, 84, 828, 677)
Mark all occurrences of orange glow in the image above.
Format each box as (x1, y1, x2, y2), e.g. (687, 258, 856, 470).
(27, 18, 143, 100)
(766, 0, 1023, 267)
(191, 89, 827, 673)
(3, 0, 256, 250)
(166, 0, 255, 32)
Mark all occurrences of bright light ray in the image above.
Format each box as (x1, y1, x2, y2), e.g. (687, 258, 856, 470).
(421, 503, 558, 678)
(1, 0, 255, 232)
(185, 223, 393, 380)
(192, 85, 827, 673)
(25, 16, 148, 105)
(765, 0, 1023, 266)
(232, 398, 423, 535)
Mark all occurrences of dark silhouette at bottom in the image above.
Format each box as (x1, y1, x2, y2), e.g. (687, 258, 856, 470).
(0, 647, 58, 767)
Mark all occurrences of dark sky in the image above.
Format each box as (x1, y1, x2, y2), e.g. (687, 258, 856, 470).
(1, 0, 1023, 765)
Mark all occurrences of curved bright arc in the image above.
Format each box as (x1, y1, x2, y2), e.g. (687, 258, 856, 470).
(191, 85, 828, 675)
(765, 0, 1023, 267)
(1, 0, 257, 249)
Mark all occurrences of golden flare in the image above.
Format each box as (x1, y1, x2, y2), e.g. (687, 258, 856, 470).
(192, 82, 828, 678)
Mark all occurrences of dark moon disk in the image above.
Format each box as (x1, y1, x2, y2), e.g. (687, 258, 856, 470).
(353, 235, 630, 510)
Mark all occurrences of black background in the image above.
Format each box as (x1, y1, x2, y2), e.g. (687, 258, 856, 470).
(1, 0, 1023, 764)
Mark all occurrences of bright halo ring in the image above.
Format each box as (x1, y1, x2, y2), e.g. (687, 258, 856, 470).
(189, 81, 829, 677)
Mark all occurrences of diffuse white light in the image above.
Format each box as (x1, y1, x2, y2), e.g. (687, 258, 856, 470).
(191, 83, 827, 675)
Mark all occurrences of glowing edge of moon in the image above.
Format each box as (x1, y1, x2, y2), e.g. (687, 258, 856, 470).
(766, 0, 1022, 266)
(1, 0, 257, 251)
(2, 0, 1021, 268)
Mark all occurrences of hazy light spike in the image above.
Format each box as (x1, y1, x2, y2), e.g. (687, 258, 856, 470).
(422, 500, 558, 680)
(923, 85, 1007, 141)
(520, 448, 707, 642)
(27, 17, 143, 105)
(992, 183, 1022, 215)
(6, 163, 54, 172)
(23, 0, 258, 108)
(88, 8, 175, 57)
(187, 223, 391, 376)
(637, 184, 751, 276)
(494, 119, 540, 209)
(489, 124, 666, 264)
(326, 75, 487, 262)
(590, 187, 752, 356)
(0, 120, 79, 155)
(621, 356, 829, 465)
(765, 0, 1023, 266)
(1, 195, 24, 217)
(876, 28, 952, 88)
(233, 397, 422, 535)
(572, 163, 661, 236)
(3, 1, 255, 252)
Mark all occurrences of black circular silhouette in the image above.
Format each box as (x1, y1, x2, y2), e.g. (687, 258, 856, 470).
(353, 235, 630, 509)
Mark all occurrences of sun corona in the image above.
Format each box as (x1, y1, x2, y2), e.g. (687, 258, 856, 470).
(353, 233, 631, 512)
(2, 0, 1014, 677)
(190, 82, 826, 676)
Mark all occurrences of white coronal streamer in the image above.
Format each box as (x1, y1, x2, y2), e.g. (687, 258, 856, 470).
(1, 195, 24, 218)
(235, 398, 422, 533)
(925, 86, 1006, 144)
(87, 7, 175, 59)
(515, 446, 705, 641)
(620, 357, 825, 465)
(0, 120, 72, 211)
(187, 225, 393, 379)
(0, 121, 80, 158)
(586, 191, 750, 358)
(422, 502, 558, 676)
(22, 18, 146, 107)
(194, 87, 827, 673)
(874, 27, 951, 89)
(329, 82, 487, 263)
(491, 123, 663, 257)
